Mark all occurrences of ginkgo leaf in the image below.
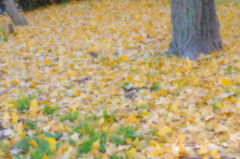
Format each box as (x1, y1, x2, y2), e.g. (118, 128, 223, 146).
(211, 149, 219, 157)
(72, 89, 81, 96)
(44, 59, 51, 66)
(126, 76, 132, 82)
(88, 139, 100, 154)
(171, 103, 179, 112)
(141, 109, 149, 116)
(30, 81, 37, 88)
(157, 126, 173, 136)
(110, 123, 120, 133)
(159, 89, 167, 96)
(205, 114, 215, 121)
(221, 79, 232, 86)
(98, 117, 105, 125)
(3, 112, 11, 121)
(216, 103, 228, 110)
(137, 98, 145, 107)
(68, 70, 75, 77)
(16, 122, 23, 134)
(214, 124, 229, 132)
(121, 55, 129, 63)
(172, 146, 180, 157)
(42, 155, 48, 159)
(178, 134, 185, 143)
(125, 147, 136, 159)
(217, 92, 234, 98)
(198, 145, 208, 155)
(29, 99, 39, 117)
(45, 137, 57, 152)
(149, 151, 160, 157)
(10, 112, 18, 125)
(51, 125, 65, 133)
(133, 137, 140, 147)
(29, 139, 38, 148)
(176, 67, 182, 72)
(3, 129, 14, 136)
(29, 98, 39, 112)
(152, 93, 158, 100)
(87, 71, 94, 76)
(11, 79, 20, 85)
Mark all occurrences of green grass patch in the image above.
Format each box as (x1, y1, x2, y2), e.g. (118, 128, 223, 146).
(60, 111, 79, 122)
(43, 132, 62, 140)
(99, 131, 107, 153)
(116, 125, 136, 140)
(151, 83, 160, 91)
(43, 105, 59, 115)
(77, 127, 99, 155)
(0, 140, 9, 157)
(12, 94, 35, 111)
(110, 156, 124, 159)
(109, 136, 126, 146)
(14, 135, 57, 159)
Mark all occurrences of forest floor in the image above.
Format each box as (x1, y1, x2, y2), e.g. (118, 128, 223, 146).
(0, 0, 239, 158)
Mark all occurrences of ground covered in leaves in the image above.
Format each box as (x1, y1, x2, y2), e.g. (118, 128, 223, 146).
(0, 0, 239, 158)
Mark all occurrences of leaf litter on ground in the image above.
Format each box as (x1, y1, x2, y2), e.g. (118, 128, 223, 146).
(0, 0, 239, 158)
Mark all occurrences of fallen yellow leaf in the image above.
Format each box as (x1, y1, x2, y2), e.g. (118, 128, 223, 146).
(221, 79, 232, 86)
(29, 139, 38, 148)
(3, 112, 11, 121)
(29, 98, 39, 112)
(157, 126, 173, 136)
(121, 55, 129, 63)
(125, 147, 136, 159)
(10, 112, 18, 125)
(88, 139, 100, 154)
(199, 145, 208, 155)
(45, 137, 57, 152)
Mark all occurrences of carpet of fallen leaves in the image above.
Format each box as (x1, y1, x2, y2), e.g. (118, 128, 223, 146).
(0, 0, 240, 158)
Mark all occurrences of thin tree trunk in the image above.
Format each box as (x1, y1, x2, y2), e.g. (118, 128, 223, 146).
(167, 0, 222, 61)
(3, 0, 28, 26)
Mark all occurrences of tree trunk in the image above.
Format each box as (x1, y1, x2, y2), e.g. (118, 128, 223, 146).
(3, 0, 28, 26)
(167, 0, 222, 61)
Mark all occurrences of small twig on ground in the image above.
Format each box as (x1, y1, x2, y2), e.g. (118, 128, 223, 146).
(0, 85, 16, 95)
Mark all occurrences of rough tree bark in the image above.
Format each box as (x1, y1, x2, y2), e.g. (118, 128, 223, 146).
(167, 0, 222, 61)
(3, 0, 28, 26)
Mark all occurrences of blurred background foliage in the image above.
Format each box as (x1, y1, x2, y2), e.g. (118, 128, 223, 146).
(0, 0, 239, 14)
(0, 0, 73, 13)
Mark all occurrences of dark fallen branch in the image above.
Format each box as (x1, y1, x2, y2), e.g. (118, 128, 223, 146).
(0, 84, 16, 95)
